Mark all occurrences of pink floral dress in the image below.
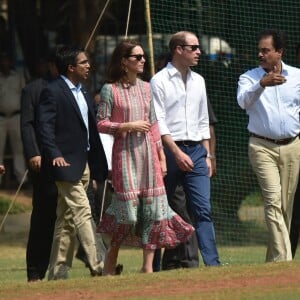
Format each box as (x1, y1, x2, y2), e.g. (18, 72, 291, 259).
(97, 79, 194, 250)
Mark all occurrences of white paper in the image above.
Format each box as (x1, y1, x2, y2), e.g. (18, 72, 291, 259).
(99, 133, 114, 171)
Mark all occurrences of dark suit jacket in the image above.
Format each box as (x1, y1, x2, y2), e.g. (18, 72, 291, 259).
(21, 77, 48, 160)
(37, 77, 108, 182)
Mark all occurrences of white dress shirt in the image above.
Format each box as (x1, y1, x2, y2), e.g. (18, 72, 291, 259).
(61, 75, 89, 148)
(61, 75, 89, 130)
(150, 62, 210, 141)
(237, 62, 300, 139)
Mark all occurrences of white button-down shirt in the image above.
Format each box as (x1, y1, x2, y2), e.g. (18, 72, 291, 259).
(237, 62, 300, 139)
(150, 62, 210, 141)
(61, 75, 89, 130)
(61, 75, 89, 148)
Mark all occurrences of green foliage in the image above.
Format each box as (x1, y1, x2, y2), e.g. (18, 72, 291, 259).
(241, 191, 264, 207)
(0, 197, 29, 215)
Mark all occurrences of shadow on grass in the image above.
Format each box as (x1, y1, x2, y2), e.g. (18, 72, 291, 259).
(0, 231, 28, 247)
(216, 219, 268, 246)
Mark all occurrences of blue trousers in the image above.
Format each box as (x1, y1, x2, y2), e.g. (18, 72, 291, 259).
(163, 143, 220, 266)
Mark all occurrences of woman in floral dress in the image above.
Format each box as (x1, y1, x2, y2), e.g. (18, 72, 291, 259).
(97, 40, 194, 275)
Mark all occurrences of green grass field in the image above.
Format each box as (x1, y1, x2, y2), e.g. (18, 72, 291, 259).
(1, 231, 300, 299)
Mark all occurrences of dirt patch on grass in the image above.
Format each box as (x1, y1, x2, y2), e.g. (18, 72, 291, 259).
(4, 263, 300, 300)
(41, 274, 300, 299)
(0, 189, 32, 232)
(0, 189, 32, 207)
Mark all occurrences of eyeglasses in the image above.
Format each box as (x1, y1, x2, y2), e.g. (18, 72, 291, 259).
(76, 59, 89, 66)
(126, 54, 146, 61)
(180, 45, 201, 52)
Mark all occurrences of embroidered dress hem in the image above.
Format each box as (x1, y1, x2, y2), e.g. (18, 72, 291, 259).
(97, 213, 194, 249)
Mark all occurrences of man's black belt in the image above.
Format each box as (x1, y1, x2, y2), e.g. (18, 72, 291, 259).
(0, 110, 21, 117)
(250, 132, 298, 145)
(175, 140, 200, 146)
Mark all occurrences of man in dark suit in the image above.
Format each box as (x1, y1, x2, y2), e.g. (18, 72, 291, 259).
(21, 52, 59, 282)
(37, 45, 108, 280)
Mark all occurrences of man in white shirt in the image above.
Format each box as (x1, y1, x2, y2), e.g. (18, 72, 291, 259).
(151, 31, 220, 268)
(290, 42, 300, 258)
(237, 29, 300, 262)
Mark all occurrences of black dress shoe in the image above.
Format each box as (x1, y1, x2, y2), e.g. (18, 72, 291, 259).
(27, 271, 42, 282)
(28, 278, 42, 283)
(115, 264, 123, 275)
(162, 263, 182, 270)
(90, 269, 102, 277)
(101, 264, 124, 276)
(75, 251, 89, 267)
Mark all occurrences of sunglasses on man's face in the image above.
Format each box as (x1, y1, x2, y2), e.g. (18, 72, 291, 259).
(127, 54, 146, 61)
(180, 45, 201, 52)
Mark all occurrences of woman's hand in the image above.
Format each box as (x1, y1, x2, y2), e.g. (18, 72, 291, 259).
(130, 120, 151, 133)
(158, 149, 167, 177)
(119, 120, 151, 134)
(160, 159, 167, 177)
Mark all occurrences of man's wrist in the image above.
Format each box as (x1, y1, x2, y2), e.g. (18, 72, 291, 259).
(259, 78, 266, 88)
(207, 153, 216, 159)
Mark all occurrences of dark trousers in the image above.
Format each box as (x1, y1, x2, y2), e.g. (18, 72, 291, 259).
(163, 144, 220, 267)
(26, 169, 57, 281)
(290, 180, 300, 258)
(153, 184, 199, 271)
(161, 184, 199, 269)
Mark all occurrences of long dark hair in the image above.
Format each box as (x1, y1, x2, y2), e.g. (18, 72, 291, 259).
(105, 39, 143, 83)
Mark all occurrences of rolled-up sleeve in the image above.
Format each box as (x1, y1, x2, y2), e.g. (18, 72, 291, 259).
(237, 73, 265, 110)
(150, 77, 170, 136)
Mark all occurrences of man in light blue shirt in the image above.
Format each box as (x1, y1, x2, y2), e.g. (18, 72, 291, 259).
(237, 29, 300, 262)
(289, 42, 300, 258)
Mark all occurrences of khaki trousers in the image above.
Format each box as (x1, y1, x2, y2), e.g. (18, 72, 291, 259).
(48, 164, 104, 280)
(249, 136, 300, 262)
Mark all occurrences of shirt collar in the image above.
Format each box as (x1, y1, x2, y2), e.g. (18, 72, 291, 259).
(281, 61, 288, 75)
(61, 75, 82, 92)
(259, 61, 287, 76)
(166, 62, 194, 80)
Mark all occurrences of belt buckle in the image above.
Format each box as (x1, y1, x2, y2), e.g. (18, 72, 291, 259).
(273, 139, 281, 144)
(182, 140, 189, 146)
(274, 137, 293, 145)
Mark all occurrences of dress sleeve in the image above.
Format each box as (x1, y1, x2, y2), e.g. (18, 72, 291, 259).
(148, 85, 163, 152)
(97, 83, 121, 135)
